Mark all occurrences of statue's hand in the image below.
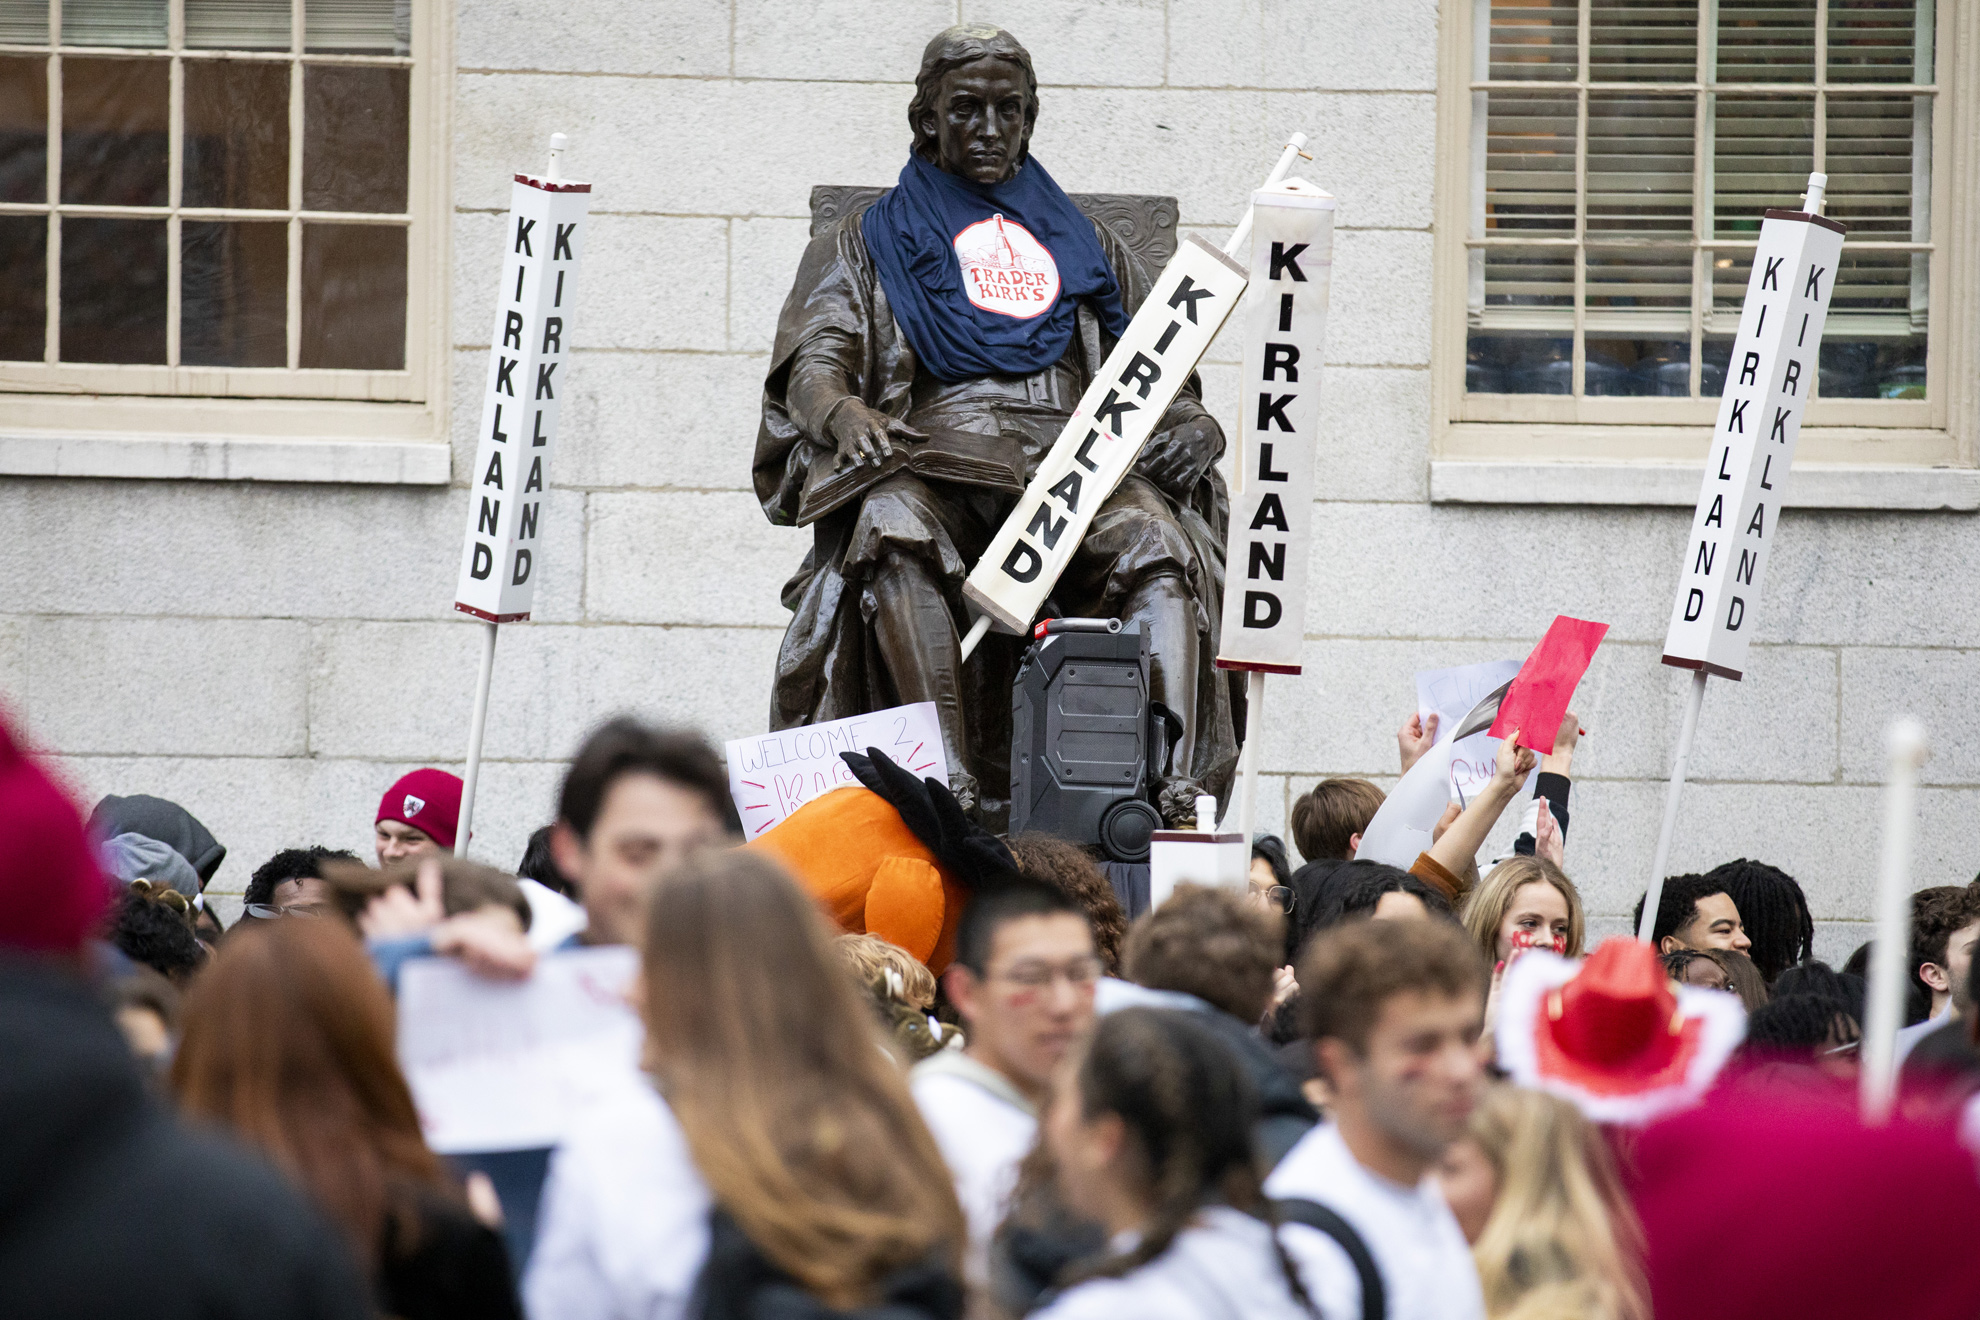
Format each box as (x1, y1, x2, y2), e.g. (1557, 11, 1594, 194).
(827, 399, 925, 469)
(1135, 417, 1221, 498)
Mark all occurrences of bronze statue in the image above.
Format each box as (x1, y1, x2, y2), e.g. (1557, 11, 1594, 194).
(753, 24, 1240, 827)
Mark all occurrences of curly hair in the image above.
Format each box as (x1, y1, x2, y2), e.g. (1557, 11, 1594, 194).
(109, 887, 205, 983)
(835, 934, 959, 1063)
(1005, 832, 1128, 974)
(1124, 884, 1283, 1022)
(244, 845, 360, 909)
(1703, 858, 1813, 983)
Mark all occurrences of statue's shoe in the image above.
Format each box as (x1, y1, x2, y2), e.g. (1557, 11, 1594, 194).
(1156, 778, 1210, 829)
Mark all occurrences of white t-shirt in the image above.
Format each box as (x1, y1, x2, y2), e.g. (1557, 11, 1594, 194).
(1894, 1009, 1950, 1071)
(523, 1071, 712, 1320)
(909, 1051, 1038, 1292)
(1263, 1123, 1485, 1320)
(1032, 1206, 1314, 1320)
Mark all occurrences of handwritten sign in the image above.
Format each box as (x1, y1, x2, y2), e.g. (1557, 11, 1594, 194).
(397, 946, 640, 1154)
(1417, 659, 1524, 803)
(725, 701, 948, 838)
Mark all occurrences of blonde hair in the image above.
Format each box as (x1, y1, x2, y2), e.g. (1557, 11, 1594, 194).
(834, 933, 960, 1062)
(1465, 1085, 1647, 1320)
(642, 852, 964, 1306)
(1461, 857, 1585, 962)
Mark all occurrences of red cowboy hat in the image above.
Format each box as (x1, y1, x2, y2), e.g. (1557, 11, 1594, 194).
(1496, 937, 1745, 1126)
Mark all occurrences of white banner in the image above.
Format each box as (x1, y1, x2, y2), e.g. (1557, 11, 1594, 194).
(725, 701, 949, 839)
(1662, 208, 1845, 679)
(1216, 180, 1335, 674)
(397, 947, 640, 1154)
(454, 174, 593, 622)
(962, 234, 1250, 633)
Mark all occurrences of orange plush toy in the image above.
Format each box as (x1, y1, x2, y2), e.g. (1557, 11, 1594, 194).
(746, 748, 1016, 975)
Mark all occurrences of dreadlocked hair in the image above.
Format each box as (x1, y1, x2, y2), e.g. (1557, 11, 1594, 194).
(1703, 859, 1813, 983)
(1057, 1009, 1315, 1313)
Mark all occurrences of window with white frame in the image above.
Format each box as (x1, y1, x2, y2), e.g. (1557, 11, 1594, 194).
(0, 0, 434, 403)
(1445, 0, 1955, 447)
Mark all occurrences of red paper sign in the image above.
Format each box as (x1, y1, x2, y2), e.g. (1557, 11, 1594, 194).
(1487, 615, 1610, 754)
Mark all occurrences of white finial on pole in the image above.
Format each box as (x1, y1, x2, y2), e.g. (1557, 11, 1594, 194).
(1862, 716, 1929, 1123)
(1223, 132, 1310, 259)
(548, 132, 569, 184)
(1803, 170, 1828, 215)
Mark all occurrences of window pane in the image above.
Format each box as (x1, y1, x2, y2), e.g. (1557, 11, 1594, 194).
(1819, 338, 1924, 398)
(1587, 94, 1694, 236)
(1824, 94, 1917, 238)
(1829, 0, 1926, 83)
(1484, 0, 1577, 81)
(1467, 334, 1573, 394)
(302, 65, 408, 213)
(1707, 249, 1751, 332)
(182, 219, 286, 367)
(60, 56, 167, 205)
(304, 0, 408, 55)
(184, 60, 288, 210)
(1482, 91, 1575, 233)
(0, 0, 48, 44)
(1701, 334, 1734, 395)
(186, 0, 290, 50)
(0, 55, 47, 203)
(60, 216, 165, 362)
(0, 214, 45, 360)
(301, 222, 405, 369)
(61, 0, 166, 47)
(1587, 338, 1691, 395)
(1715, 0, 1816, 83)
(1712, 94, 1813, 237)
(1586, 245, 1691, 395)
(1471, 246, 1574, 395)
(1590, 0, 1700, 82)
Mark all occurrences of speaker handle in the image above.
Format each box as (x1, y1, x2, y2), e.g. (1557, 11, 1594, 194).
(1147, 701, 1184, 784)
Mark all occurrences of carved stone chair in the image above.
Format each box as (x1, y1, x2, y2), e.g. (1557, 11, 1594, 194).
(808, 186, 1180, 271)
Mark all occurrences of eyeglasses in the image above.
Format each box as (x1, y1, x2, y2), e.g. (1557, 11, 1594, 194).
(1249, 884, 1294, 915)
(243, 903, 321, 920)
(991, 956, 1103, 990)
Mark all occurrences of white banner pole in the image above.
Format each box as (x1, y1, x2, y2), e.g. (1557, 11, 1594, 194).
(1635, 667, 1707, 941)
(1231, 669, 1265, 839)
(1862, 716, 1928, 1123)
(452, 133, 588, 856)
(1639, 171, 1843, 936)
(455, 620, 498, 857)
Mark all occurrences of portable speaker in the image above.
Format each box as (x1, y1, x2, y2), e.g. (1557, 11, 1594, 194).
(1009, 618, 1179, 863)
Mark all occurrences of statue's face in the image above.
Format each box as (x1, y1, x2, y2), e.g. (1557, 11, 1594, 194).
(922, 56, 1030, 185)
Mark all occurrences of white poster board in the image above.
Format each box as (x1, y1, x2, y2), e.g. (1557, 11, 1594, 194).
(962, 234, 1250, 634)
(726, 701, 948, 839)
(454, 173, 593, 623)
(1416, 659, 1525, 803)
(1662, 207, 1845, 680)
(1217, 180, 1335, 674)
(397, 946, 640, 1154)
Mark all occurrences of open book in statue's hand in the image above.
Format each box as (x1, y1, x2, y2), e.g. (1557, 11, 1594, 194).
(797, 428, 1028, 525)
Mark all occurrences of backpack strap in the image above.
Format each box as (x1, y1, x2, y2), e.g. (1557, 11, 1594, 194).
(1271, 1198, 1386, 1320)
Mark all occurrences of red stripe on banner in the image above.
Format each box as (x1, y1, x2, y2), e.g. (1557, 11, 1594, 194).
(453, 603, 530, 623)
(514, 173, 593, 193)
(1488, 615, 1610, 754)
(1215, 660, 1303, 675)
(912, 762, 936, 773)
(742, 781, 764, 789)
(908, 742, 924, 763)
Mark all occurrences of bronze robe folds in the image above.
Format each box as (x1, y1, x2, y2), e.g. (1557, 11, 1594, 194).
(753, 203, 1242, 825)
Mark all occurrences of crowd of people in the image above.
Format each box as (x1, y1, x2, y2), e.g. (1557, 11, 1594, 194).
(5, 698, 1980, 1320)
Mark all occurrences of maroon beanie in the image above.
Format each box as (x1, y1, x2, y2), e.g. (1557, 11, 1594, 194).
(0, 710, 109, 954)
(376, 768, 463, 851)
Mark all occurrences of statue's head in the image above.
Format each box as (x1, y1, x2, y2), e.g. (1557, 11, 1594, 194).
(908, 24, 1038, 186)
